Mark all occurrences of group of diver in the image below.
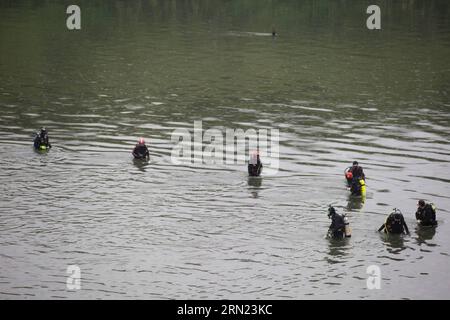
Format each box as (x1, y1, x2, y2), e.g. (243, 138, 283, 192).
(326, 161, 438, 240)
(33, 129, 438, 239)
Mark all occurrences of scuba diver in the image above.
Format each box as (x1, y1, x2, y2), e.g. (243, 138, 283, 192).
(378, 208, 409, 235)
(346, 192, 365, 211)
(33, 127, 51, 150)
(344, 169, 354, 186)
(415, 200, 437, 227)
(248, 151, 262, 177)
(327, 206, 351, 239)
(132, 137, 150, 160)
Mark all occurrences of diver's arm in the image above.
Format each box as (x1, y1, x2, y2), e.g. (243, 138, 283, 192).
(377, 224, 385, 232)
(431, 207, 436, 221)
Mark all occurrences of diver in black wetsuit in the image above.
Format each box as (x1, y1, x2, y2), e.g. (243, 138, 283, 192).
(327, 206, 346, 239)
(33, 127, 51, 149)
(248, 151, 262, 177)
(378, 209, 409, 235)
(132, 137, 149, 159)
(416, 200, 437, 227)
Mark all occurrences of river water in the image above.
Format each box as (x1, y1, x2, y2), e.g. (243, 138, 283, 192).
(1, 0, 450, 299)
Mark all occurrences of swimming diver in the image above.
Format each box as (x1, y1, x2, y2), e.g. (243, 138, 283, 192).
(327, 206, 350, 239)
(33, 127, 51, 150)
(132, 137, 150, 160)
(248, 151, 262, 177)
(378, 208, 410, 235)
(415, 200, 437, 227)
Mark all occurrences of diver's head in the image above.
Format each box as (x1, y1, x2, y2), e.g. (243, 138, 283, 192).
(328, 206, 336, 218)
(249, 150, 259, 165)
(138, 137, 145, 145)
(418, 200, 425, 208)
(352, 161, 358, 167)
(40, 127, 47, 135)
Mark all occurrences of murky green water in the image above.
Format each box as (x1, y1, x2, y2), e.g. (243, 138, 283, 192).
(1, 0, 450, 299)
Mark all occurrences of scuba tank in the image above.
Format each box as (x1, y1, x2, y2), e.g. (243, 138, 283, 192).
(344, 215, 351, 237)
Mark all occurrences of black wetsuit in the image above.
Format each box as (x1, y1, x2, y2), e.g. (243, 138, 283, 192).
(248, 159, 262, 177)
(329, 213, 346, 239)
(133, 144, 149, 159)
(416, 204, 437, 226)
(378, 212, 409, 234)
